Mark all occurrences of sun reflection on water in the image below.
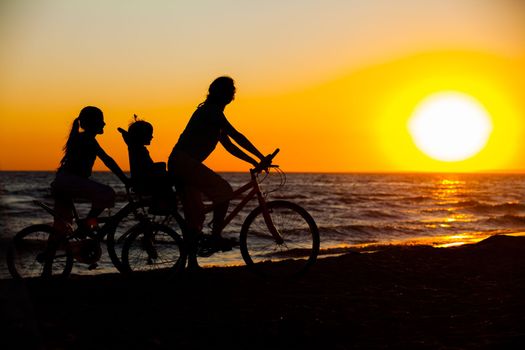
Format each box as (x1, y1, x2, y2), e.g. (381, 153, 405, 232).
(432, 178, 465, 201)
(420, 178, 476, 233)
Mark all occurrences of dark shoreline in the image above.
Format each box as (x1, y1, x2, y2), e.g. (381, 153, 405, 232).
(2, 235, 525, 349)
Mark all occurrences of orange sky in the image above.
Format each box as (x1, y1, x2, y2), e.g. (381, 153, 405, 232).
(1, 1, 524, 172)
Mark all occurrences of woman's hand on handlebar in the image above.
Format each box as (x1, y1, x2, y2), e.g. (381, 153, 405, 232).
(251, 149, 280, 174)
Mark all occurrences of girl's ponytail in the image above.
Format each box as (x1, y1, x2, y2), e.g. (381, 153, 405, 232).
(59, 117, 80, 167)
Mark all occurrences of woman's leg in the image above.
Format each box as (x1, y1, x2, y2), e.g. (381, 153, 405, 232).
(183, 164, 233, 237)
(169, 152, 233, 236)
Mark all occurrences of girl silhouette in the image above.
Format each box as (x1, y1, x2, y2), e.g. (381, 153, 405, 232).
(51, 106, 129, 233)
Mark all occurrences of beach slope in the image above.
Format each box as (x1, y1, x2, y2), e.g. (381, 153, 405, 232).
(1, 235, 525, 349)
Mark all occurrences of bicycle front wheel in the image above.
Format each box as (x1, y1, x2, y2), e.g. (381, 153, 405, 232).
(6, 224, 73, 279)
(240, 200, 320, 278)
(121, 222, 186, 276)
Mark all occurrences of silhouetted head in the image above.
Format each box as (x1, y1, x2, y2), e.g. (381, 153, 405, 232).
(78, 106, 105, 135)
(127, 120, 153, 146)
(204, 76, 236, 106)
(60, 106, 105, 167)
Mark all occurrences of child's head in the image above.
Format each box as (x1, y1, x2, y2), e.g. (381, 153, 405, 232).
(127, 120, 153, 146)
(78, 106, 105, 134)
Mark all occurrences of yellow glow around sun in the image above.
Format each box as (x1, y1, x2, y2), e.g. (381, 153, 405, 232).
(375, 52, 522, 173)
(408, 92, 493, 162)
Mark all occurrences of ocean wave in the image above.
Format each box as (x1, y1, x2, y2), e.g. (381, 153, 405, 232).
(6, 187, 52, 196)
(362, 192, 400, 198)
(458, 201, 525, 214)
(271, 193, 314, 200)
(1, 195, 37, 207)
(452, 200, 479, 207)
(360, 209, 403, 219)
(398, 195, 433, 202)
(3, 172, 525, 253)
(319, 224, 381, 237)
(420, 208, 451, 214)
(319, 223, 426, 238)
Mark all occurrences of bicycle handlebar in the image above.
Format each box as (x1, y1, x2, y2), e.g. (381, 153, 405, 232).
(251, 148, 280, 174)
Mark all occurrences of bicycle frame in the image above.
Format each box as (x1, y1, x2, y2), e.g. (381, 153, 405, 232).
(94, 200, 149, 239)
(203, 170, 283, 243)
(34, 190, 150, 241)
(147, 149, 283, 245)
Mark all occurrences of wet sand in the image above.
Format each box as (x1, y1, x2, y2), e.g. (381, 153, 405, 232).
(1, 234, 525, 349)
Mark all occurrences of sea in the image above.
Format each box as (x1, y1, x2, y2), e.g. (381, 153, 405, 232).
(1, 171, 525, 279)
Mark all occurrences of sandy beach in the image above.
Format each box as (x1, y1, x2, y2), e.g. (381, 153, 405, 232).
(1, 234, 525, 349)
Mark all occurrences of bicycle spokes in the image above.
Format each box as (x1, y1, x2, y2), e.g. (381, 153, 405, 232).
(240, 200, 320, 278)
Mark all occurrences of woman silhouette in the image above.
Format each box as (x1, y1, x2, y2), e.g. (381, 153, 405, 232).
(51, 106, 129, 233)
(168, 76, 266, 269)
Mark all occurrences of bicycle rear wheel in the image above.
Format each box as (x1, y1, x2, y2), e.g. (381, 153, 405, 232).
(6, 224, 73, 279)
(121, 222, 186, 276)
(106, 200, 177, 273)
(105, 200, 148, 272)
(240, 200, 320, 278)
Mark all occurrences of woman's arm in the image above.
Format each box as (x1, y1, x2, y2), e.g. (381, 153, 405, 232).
(222, 120, 265, 161)
(219, 132, 259, 167)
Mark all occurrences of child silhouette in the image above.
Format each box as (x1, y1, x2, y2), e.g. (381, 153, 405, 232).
(120, 116, 174, 213)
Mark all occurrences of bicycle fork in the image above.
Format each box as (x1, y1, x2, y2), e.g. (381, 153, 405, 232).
(257, 195, 284, 245)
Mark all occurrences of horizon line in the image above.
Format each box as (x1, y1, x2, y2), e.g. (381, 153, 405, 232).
(1, 169, 524, 175)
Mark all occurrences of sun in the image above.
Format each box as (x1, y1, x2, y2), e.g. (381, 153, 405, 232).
(408, 92, 493, 162)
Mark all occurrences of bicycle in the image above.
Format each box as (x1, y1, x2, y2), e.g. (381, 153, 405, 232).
(6, 186, 186, 279)
(121, 149, 320, 278)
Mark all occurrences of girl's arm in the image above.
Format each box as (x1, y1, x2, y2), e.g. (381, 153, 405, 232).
(97, 147, 130, 186)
